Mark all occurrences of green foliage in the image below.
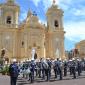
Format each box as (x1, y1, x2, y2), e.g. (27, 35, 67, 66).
(1, 65, 9, 75)
(1, 68, 6, 75)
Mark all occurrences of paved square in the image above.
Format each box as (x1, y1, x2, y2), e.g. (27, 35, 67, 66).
(1, 74, 85, 85)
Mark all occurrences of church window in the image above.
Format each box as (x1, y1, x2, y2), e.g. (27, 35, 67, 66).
(37, 46, 40, 49)
(29, 46, 31, 49)
(34, 53, 37, 59)
(33, 43, 36, 47)
(54, 20, 59, 27)
(22, 41, 24, 47)
(6, 16, 12, 24)
(44, 42, 45, 46)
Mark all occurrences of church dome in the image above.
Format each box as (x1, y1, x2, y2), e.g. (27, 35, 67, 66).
(26, 14, 38, 23)
(24, 10, 44, 30)
(31, 15, 39, 22)
(26, 11, 38, 22)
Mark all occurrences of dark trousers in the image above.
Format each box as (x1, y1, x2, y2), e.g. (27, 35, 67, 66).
(77, 67, 81, 76)
(10, 77, 17, 85)
(29, 71, 34, 83)
(38, 69, 41, 78)
(42, 69, 45, 79)
(58, 68, 62, 80)
(70, 67, 72, 75)
(64, 67, 67, 76)
(72, 67, 76, 78)
(45, 69, 50, 81)
(35, 69, 38, 77)
(54, 69, 57, 78)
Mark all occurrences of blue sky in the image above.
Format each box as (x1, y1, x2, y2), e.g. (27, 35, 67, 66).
(0, 0, 85, 51)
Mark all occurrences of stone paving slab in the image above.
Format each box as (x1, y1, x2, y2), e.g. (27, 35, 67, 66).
(1, 73, 85, 85)
(17, 78, 85, 85)
(0, 74, 10, 85)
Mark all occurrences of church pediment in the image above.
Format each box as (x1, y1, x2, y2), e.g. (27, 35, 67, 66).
(25, 14, 45, 30)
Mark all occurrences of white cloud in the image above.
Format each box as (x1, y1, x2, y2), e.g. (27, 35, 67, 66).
(59, 3, 69, 11)
(58, 0, 72, 5)
(73, 8, 85, 16)
(39, 19, 47, 26)
(31, 0, 85, 43)
(20, 12, 27, 21)
(31, 0, 74, 12)
(31, 0, 52, 10)
(64, 21, 85, 42)
(32, 0, 73, 6)
(32, 0, 40, 6)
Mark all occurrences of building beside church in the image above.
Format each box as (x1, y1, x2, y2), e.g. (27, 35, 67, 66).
(0, 0, 65, 62)
(75, 40, 85, 58)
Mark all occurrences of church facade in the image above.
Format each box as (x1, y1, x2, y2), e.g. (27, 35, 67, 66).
(0, 0, 65, 62)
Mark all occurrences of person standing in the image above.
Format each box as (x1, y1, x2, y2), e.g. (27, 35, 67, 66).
(77, 59, 81, 76)
(53, 59, 58, 78)
(47, 59, 52, 81)
(71, 58, 76, 79)
(9, 59, 19, 85)
(29, 60, 35, 83)
(63, 60, 68, 76)
(43, 59, 49, 81)
(56, 58, 63, 80)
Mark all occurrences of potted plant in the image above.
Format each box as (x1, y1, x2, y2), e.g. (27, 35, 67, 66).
(5, 65, 9, 75)
(1, 67, 6, 75)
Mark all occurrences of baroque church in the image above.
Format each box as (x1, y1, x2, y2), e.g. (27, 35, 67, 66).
(0, 0, 65, 62)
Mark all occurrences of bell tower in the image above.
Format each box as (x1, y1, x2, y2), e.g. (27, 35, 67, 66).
(0, 0, 19, 28)
(45, 0, 65, 59)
